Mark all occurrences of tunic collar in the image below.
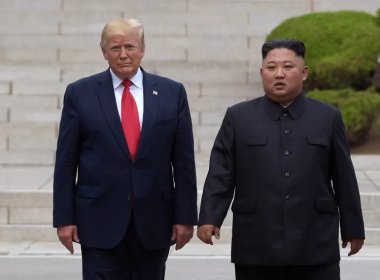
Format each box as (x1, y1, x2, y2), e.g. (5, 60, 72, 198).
(264, 93, 305, 120)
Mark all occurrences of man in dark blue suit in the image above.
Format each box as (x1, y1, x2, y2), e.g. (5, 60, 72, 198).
(53, 18, 197, 279)
(197, 39, 365, 280)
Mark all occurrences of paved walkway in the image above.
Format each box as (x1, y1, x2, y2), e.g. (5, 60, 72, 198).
(1, 251, 380, 280)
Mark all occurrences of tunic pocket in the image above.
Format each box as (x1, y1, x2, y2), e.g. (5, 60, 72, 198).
(231, 199, 257, 214)
(306, 134, 329, 147)
(244, 135, 268, 146)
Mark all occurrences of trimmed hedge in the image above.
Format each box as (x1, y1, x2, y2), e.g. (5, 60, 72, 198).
(307, 88, 380, 144)
(267, 11, 380, 91)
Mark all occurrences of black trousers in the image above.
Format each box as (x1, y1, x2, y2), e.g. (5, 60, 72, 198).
(81, 216, 170, 280)
(235, 262, 340, 280)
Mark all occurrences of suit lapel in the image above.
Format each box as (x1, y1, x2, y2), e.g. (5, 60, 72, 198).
(134, 72, 159, 161)
(96, 70, 132, 160)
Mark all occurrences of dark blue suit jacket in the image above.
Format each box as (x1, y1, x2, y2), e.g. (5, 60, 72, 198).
(53, 68, 197, 250)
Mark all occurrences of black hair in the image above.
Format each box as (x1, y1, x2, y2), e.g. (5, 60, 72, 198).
(262, 39, 306, 59)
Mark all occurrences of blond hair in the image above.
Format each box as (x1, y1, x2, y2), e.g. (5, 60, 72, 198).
(100, 18, 145, 50)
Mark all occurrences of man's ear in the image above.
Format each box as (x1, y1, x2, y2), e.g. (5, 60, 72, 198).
(101, 46, 108, 61)
(302, 66, 309, 81)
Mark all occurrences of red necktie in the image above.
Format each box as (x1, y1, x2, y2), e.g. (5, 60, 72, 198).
(121, 80, 140, 159)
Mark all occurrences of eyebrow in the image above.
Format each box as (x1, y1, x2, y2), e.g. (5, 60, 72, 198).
(265, 60, 295, 64)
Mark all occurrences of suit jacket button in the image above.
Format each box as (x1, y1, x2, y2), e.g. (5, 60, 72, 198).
(285, 194, 291, 200)
(285, 172, 290, 177)
(284, 129, 291, 134)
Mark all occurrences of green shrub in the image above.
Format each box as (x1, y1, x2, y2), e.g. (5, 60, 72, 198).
(307, 89, 380, 144)
(376, 8, 380, 27)
(267, 11, 380, 91)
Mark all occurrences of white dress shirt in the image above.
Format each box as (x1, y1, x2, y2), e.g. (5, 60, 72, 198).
(110, 68, 144, 129)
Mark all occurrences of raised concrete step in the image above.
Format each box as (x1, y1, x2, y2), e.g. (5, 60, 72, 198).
(0, 225, 57, 242)
(3, 191, 375, 225)
(1, 224, 379, 246)
(0, 190, 379, 244)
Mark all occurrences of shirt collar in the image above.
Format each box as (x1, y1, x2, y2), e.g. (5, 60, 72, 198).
(264, 93, 305, 120)
(109, 67, 143, 90)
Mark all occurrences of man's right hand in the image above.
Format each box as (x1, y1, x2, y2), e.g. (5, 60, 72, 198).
(197, 224, 220, 245)
(57, 225, 79, 254)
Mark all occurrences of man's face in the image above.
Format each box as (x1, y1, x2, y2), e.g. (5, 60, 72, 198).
(102, 31, 144, 80)
(260, 48, 308, 104)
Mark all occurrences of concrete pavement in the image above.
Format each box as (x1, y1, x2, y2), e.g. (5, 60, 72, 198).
(1, 242, 380, 280)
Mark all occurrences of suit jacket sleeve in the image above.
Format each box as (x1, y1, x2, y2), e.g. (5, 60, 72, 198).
(331, 111, 365, 240)
(172, 84, 198, 225)
(198, 108, 235, 227)
(53, 84, 79, 227)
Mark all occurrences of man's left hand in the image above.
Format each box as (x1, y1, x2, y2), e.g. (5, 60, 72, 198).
(171, 224, 194, 250)
(342, 238, 364, 256)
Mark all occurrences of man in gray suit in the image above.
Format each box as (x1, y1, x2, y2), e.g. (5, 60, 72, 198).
(197, 39, 364, 280)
